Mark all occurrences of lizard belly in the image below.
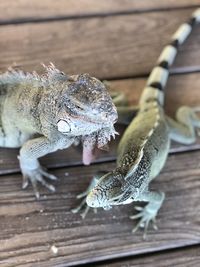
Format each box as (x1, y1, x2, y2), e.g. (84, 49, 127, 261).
(1, 92, 38, 147)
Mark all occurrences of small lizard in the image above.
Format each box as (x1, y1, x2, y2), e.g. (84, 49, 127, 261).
(0, 63, 118, 198)
(74, 9, 200, 237)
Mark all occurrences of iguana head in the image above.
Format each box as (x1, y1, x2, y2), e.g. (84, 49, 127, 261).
(43, 64, 118, 164)
(56, 73, 117, 136)
(86, 169, 137, 209)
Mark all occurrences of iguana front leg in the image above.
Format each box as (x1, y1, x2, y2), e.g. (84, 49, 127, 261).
(19, 136, 74, 198)
(71, 172, 106, 218)
(130, 191, 165, 239)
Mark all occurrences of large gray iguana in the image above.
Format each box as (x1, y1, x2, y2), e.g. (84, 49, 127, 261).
(0, 64, 119, 198)
(73, 8, 200, 237)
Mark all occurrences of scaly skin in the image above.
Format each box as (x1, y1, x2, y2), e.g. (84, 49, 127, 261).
(0, 64, 118, 197)
(75, 8, 200, 238)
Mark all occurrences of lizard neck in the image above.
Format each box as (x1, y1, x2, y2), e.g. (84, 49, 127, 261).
(38, 86, 61, 126)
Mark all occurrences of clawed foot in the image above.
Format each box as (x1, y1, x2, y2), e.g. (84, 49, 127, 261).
(71, 192, 97, 219)
(71, 176, 98, 218)
(21, 166, 57, 199)
(130, 205, 158, 239)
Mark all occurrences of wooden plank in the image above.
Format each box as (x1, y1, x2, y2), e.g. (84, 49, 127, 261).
(0, 1, 199, 22)
(1, 72, 200, 175)
(95, 246, 200, 267)
(0, 150, 200, 266)
(0, 9, 200, 79)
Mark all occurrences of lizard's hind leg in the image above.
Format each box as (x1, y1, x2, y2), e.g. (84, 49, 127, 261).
(108, 85, 139, 125)
(117, 106, 138, 125)
(166, 106, 200, 144)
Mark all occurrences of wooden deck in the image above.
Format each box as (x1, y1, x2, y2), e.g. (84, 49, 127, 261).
(0, 1, 200, 266)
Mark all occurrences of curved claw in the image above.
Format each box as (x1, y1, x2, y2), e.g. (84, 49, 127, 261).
(36, 174, 56, 192)
(134, 206, 144, 212)
(40, 169, 57, 181)
(152, 218, 158, 231)
(22, 175, 29, 189)
(71, 198, 87, 214)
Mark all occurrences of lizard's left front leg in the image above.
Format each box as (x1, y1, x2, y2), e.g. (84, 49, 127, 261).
(71, 172, 106, 218)
(19, 136, 73, 198)
(130, 191, 165, 239)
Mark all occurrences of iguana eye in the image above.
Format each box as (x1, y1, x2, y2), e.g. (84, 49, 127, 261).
(111, 196, 120, 203)
(75, 104, 84, 111)
(57, 119, 71, 133)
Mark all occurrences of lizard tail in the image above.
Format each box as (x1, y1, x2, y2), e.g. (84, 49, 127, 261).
(140, 8, 200, 107)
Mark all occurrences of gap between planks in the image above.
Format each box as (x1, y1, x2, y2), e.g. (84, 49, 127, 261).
(90, 244, 200, 267)
(0, 9, 200, 79)
(0, 150, 200, 266)
(0, 0, 199, 25)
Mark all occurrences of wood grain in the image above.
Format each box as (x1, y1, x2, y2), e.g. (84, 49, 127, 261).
(1, 72, 200, 175)
(0, 1, 199, 22)
(0, 150, 200, 266)
(1, 1, 200, 266)
(95, 246, 200, 267)
(0, 9, 200, 79)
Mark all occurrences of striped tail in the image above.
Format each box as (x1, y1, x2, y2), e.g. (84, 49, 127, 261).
(140, 8, 200, 106)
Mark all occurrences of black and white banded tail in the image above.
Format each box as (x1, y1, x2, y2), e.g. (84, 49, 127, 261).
(140, 8, 200, 106)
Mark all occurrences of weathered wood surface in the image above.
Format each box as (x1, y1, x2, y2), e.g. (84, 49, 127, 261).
(1, 72, 200, 175)
(1, 1, 200, 266)
(0, 150, 200, 266)
(1, 0, 199, 22)
(0, 9, 200, 79)
(96, 246, 200, 267)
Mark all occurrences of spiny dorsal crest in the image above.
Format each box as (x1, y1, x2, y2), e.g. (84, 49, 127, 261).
(41, 63, 70, 83)
(0, 63, 70, 87)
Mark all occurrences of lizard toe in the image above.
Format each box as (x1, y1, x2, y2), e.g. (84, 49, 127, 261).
(130, 205, 159, 237)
